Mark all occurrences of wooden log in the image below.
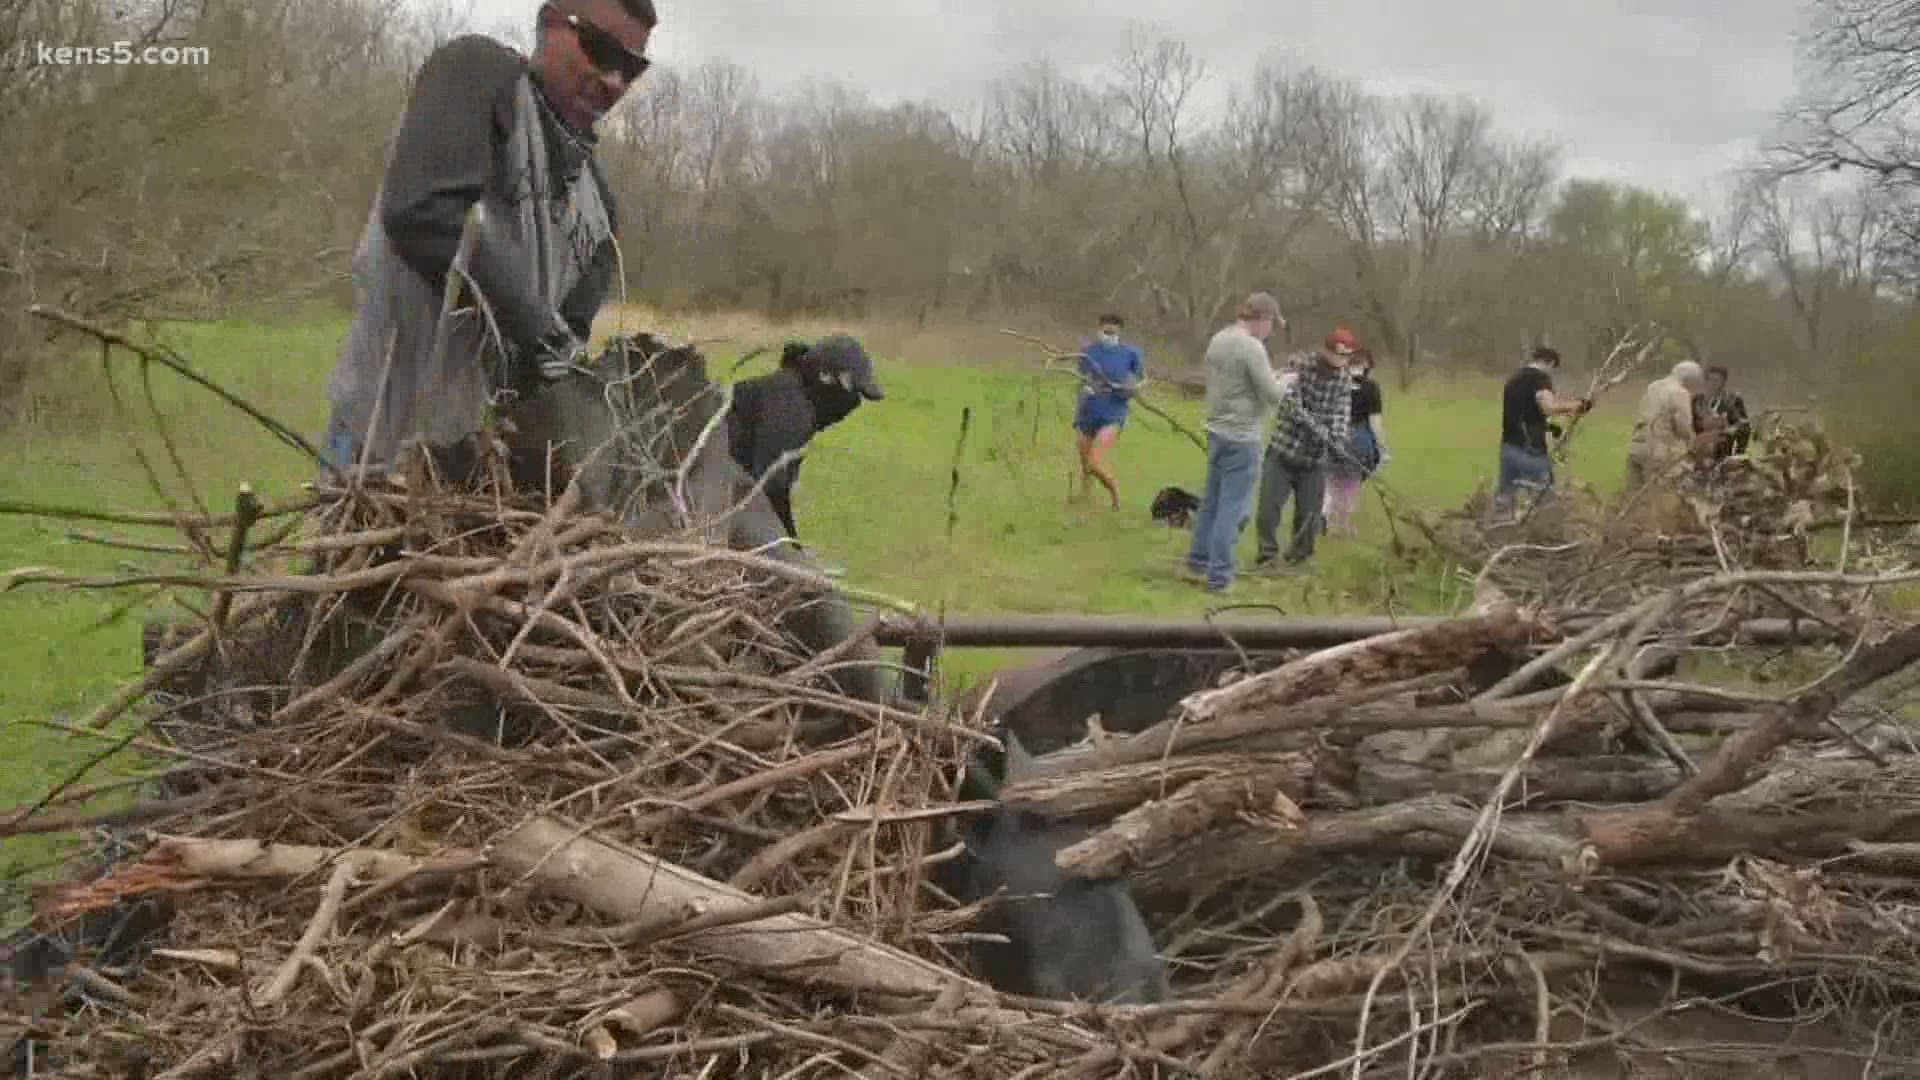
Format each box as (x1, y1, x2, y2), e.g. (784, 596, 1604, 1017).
(1026, 686, 1554, 781)
(1053, 767, 1304, 879)
(1133, 797, 1584, 898)
(1580, 806, 1920, 866)
(1133, 750, 1920, 894)
(998, 751, 1317, 820)
(492, 815, 985, 1003)
(1355, 755, 1683, 806)
(36, 837, 478, 918)
(1177, 606, 1549, 728)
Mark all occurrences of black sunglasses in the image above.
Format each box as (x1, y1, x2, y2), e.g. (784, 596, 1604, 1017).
(564, 12, 650, 82)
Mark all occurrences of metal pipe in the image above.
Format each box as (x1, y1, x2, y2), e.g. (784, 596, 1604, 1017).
(872, 614, 1837, 650)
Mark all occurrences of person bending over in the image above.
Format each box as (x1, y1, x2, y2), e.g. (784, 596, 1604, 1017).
(725, 334, 886, 561)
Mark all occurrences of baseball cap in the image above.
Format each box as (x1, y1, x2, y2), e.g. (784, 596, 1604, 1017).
(1238, 292, 1283, 323)
(810, 334, 885, 400)
(1325, 327, 1359, 355)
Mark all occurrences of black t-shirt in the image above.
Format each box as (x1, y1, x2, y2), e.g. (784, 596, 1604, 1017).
(1350, 376, 1383, 424)
(1501, 365, 1554, 453)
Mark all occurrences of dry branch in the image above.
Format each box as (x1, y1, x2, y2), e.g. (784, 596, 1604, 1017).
(1000, 750, 1317, 819)
(1177, 605, 1549, 727)
(491, 815, 979, 1002)
(1053, 766, 1305, 878)
(1582, 621, 1920, 865)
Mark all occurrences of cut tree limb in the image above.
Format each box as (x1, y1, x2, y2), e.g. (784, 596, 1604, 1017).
(1134, 797, 1584, 898)
(1026, 678, 1556, 781)
(1053, 766, 1305, 878)
(1355, 755, 1683, 806)
(999, 751, 1317, 820)
(1177, 606, 1549, 727)
(38, 837, 479, 918)
(491, 815, 988, 1003)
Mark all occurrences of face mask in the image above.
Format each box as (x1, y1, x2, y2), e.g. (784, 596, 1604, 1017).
(1099, 331, 1119, 344)
(806, 374, 862, 430)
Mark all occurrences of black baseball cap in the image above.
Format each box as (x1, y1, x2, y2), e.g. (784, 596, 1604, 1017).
(810, 334, 885, 400)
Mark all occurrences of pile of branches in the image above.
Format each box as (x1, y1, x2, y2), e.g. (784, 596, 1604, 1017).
(4, 452, 1920, 1077)
(997, 578, 1920, 1076)
(2, 462, 1022, 1077)
(1396, 410, 1879, 616)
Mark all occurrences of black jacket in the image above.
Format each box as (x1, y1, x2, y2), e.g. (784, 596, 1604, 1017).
(378, 34, 619, 342)
(726, 365, 865, 537)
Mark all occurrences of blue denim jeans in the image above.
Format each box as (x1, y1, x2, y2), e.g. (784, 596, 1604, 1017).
(1186, 433, 1262, 590)
(1494, 442, 1554, 515)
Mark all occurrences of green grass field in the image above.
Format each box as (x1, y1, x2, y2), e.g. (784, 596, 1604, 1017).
(0, 312, 1641, 878)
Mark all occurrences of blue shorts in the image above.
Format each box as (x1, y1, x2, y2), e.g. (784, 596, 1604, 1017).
(1074, 400, 1127, 438)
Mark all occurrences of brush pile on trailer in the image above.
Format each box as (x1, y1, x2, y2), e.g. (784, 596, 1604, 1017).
(2, 423, 1920, 1078)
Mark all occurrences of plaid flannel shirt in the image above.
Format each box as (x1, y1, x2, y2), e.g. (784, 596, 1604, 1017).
(1269, 352, 1353, 467)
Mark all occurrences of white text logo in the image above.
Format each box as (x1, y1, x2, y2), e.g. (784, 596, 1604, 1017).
(36, 42, 212, 66)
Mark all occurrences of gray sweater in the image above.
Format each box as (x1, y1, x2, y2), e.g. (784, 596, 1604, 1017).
(1201, 325, 1289, 444)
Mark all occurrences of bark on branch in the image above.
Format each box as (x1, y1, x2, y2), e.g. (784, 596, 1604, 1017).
(1053, 766, 1306, 878)
(999, 751, 1317, 820)
(491, 815, 989, 1003)
(1178, 606, 1549, 726)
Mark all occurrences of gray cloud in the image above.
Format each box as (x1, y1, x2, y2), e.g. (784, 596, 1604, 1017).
(468, 0, 1814, 207)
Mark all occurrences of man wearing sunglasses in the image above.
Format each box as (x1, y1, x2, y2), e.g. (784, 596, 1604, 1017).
(320, 0, 655, 475)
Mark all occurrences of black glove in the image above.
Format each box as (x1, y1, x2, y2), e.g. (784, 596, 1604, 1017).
(529, 328, 590, 381)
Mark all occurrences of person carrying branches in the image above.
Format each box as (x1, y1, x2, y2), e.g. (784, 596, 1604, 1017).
(1071, 313, 1145, 510)
(320, 0, 656, 475)
(1184, 293, 1289, 594)
(1493, 346, 1591, 517)
(1695, 364, 1752, 461)
(1251, 326, 1358, 573)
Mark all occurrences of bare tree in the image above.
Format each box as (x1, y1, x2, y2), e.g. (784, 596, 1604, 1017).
(1753, 175, 1894, 367)
(1774, 0, 1920, 181)
(1305, 81, 1519, 386)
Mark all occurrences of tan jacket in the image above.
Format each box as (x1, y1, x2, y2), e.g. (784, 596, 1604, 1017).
(1628, 376, 1695, 463)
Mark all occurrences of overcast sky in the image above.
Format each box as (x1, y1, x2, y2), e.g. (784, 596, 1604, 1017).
(465, 0, 1816, 212)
